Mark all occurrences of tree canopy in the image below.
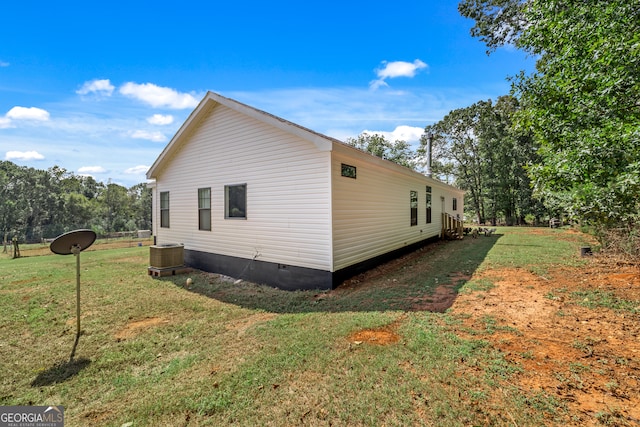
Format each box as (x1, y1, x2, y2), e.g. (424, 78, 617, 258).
(458, 0, 527, 52)
(461, 0, 640, 228)
(514, 1, 640, 226)
(420, 96, 544, 225)
(345, 133, 418, 170)
(0, 161, 151, 243)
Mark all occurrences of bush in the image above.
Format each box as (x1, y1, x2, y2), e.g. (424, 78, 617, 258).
(595, 223, 640, 263)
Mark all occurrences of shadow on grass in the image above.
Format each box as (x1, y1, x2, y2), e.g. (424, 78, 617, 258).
(161, 235, 501, 314)
(494, 243, 543, 247)
(31, 358, 91, 387)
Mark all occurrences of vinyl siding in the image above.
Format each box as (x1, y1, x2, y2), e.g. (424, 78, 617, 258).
(154, 103, 332, 271)
(331, 147, 464, 271)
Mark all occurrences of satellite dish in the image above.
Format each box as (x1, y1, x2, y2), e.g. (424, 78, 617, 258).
(50, 229, 96, 255)
(50, 229, 97, 361)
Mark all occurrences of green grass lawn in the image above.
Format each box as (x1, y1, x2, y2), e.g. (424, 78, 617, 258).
(0, 227, 593, 426)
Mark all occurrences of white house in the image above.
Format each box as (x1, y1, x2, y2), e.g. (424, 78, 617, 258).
(146, 92, 464, 290)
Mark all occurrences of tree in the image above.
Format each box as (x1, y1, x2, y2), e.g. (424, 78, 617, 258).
(460, 1, 640, 230)
(345, 133, 418, 170)
(63, 193, 99, 230)
(0, 162, 24, 244)
(512, 1, 640, 226)
(420, 96, 542, 225)
(128, 183, 152, 231)
(421, 102, 488, 223)
(100, 181, 133, 234)
(0, 161, 152, 242)
(482, 96, 542, 225)
(458, 0, 527, 53)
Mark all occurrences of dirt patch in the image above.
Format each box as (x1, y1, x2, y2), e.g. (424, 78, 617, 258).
(450, 260, 640, 426)
(114, 317, 168, 340)
(348, 316, 403, 345)
(348, 328, 400, 345)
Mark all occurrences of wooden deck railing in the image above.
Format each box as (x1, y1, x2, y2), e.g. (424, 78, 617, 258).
(441, 213, 464, 240)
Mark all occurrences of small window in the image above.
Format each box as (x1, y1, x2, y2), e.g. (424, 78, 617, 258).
(341, 163, 357, 179)
(453, 197, 458, 211)
(225, 184, 247, 219)
(198, 187, 211, 230)
(426, 186, 432, 224)
(410, 190, 418, 226)
(160, 191, 170, 228)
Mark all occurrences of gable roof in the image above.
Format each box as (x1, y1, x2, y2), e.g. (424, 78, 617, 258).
(146, 91, 339, 179)
(146, 91, 462, 193)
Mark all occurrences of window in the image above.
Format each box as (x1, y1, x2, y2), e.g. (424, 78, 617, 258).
(160, 191, 170, 228)
(426, 186, 432, 224)
(225, 184, 247, 219)
(341, 163, 357, 179)
(410, 190, 418, 226)
(198, 187, 211, 230)
(453, 197, 458, 211)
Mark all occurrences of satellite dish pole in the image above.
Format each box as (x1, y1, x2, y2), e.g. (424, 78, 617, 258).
(71, 243, 82, 361)
(50, 229, 97, 362)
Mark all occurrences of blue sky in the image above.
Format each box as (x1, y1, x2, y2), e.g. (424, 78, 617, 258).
(0, 0, 534, 187)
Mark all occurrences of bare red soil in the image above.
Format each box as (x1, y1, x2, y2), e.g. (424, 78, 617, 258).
(450, 260, 640, 425)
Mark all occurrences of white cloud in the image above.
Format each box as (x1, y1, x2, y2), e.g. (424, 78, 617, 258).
(369, 79, 389, 91)
(76, 79, 115, 96)
(119, 82, 199, 109)
(361, 125, 425, 144)
(377, 60, 428, 79)
(6, 106, 50, 121)
(0, 117, 13, 128)
(124, 165, 150, 175)
(0, 61, 9, 67)
(370, 59, 428, 90)
(77, 166, 107, 174)
(130, 130, 167, 142)
(147, 114, 174, 125)
(0, 106, 50, 130)
(6, 150, 45, 161)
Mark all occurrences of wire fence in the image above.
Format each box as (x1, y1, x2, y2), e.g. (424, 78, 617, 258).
(3, 233, 154, 259)
(3, 225, 153, 245)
